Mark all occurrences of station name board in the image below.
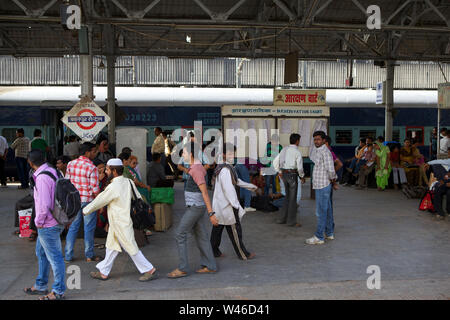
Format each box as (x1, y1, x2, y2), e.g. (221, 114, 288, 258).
(222, 105, 330, 117)
(273, 89, 326, 106)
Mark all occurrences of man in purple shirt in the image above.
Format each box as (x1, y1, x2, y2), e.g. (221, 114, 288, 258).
(24, 149, 66, 300)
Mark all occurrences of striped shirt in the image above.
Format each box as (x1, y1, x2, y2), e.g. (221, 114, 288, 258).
(65, 156, 100, 202)
(310, 144, 337, 190)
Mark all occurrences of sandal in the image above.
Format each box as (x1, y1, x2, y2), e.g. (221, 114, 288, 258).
(24, 287, 48, 295)
(144, 229, 153, 236)
(94, 243, 106, 249)
(86, 256, 103, 262)
(139, 270, 158, 282)
(39, 292, 65, 300)
(195, 266, 217, 274)
(167, 268, 188, 279)
(90, 271, 109, 281)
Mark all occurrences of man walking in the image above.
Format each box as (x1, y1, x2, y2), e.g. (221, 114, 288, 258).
(83, 159, 158, 281)
(273, 133, 305, 227)
(24, 150, 66, 300)
(306, 131, 338, 245)
(167, 141, 218, 278)
(210, 143, 257, 260)
(0, 134, 8, 187)
(11, 128, 30, 189)
(64, 142, 102, 263)
(30, 129, 50, 154)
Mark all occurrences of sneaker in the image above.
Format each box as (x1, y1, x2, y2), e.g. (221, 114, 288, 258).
(305, 236, 325, 245)
(325, 235, 335, 240)
(244, 207, 256, 212)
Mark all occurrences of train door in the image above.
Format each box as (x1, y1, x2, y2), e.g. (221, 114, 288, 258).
(405, 126, 424, 145)
(40, 107, 70, 158)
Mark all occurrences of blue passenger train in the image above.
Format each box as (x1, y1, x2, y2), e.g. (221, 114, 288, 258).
(0, 87, 448, 179)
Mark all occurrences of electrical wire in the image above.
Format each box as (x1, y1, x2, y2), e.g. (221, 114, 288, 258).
(113, 22, 295, 47)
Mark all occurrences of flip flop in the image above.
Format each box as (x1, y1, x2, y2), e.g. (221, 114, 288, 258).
(167, 268, 188, 279)
(39, 292, 65, 300)
(86, 256, 103, 262)
(24, 287, 48, 295)
(195, 267, 217, 274)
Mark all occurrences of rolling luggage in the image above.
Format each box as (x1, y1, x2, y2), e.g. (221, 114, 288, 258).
(153, 203, 172, 232)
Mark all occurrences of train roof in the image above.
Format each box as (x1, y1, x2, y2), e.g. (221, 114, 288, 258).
(0, 86, 438, 108)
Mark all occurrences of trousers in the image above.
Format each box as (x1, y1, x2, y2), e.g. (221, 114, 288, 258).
(210, 208, 251, 260)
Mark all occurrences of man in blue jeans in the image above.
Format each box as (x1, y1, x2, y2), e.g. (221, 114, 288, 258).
(234, 161, 256, 212)
(64, 142, 101, 263)
(306, 131, 338, 245)
(24, 149, 66, 300)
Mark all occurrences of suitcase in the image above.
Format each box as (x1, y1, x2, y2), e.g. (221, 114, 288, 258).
(153, 203, 172, 232)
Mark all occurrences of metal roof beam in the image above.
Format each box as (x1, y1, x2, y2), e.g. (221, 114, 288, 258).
(273, 0, 297, 21)
(300, 0, 320, 27)
(424, 0, 450, 27)
(350, 0, 367, 16)
(219, 0, 249, 21)
(385, 0, 413, 25)
(312, 0, 334, 19)
(192, 0, 216, 21)
(110, 0, 132, 18)
(11, 0, 31, 16)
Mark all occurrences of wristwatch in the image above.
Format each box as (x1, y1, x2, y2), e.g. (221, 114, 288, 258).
(208, 211, 215, 217)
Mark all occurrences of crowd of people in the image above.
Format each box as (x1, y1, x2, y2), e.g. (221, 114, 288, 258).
(3, 125, 449, 300)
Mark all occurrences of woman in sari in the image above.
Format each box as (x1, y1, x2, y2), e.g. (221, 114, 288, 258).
(400, 138, 420, 185)
(374, 141, 391, 191)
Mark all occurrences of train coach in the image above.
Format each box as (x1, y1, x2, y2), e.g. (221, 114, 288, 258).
(0, 86, 448, 180)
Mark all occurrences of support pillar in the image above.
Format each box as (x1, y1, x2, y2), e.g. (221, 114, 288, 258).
(80, 25, 94, 100)
(106, 55, 116, 143)
(385, 60, 395, 141)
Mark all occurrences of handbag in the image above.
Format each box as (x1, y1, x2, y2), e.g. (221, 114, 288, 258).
(129, 181, 155, 230)
(419, 190, 435, 213)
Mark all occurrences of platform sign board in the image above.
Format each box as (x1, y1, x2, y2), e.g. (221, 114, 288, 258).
(376, 81, 385, 104)
(273, 89, 326, 106)
(438, 83, 450, 109)
(62, 100, 110, 142)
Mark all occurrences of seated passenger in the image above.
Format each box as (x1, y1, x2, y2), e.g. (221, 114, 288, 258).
(355, 143, 376, 189)
(400, 138, 420, 185)
(251, 170, 266, 197)
(390, 145, 407, 189)
(147, 153, 173, 188)
(347, 137, 373, 176)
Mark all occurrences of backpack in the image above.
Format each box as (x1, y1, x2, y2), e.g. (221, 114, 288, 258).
(38, 170, 81, 226)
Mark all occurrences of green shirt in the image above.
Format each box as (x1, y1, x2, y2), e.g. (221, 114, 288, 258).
(30, 138, 48, 152)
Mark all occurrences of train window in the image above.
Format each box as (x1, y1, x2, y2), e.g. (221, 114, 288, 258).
(359, 130, 376, 141)
(1, 128, 18, 143)
(393, 130, 400, 142)
(335, 130, 353, 144)
(406, 127, 424, 145)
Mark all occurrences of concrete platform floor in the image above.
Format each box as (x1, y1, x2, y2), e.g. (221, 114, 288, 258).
(0, 181, 449, 300)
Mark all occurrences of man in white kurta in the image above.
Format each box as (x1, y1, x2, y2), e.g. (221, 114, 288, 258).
(210, 143, 258, 260)
(82, 159, 158, 282)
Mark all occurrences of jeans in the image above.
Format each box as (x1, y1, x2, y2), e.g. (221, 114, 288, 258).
(264, 174, 277, 195)
(64, 202, 97, 261)
(176, 205, 217, 272)
(314, 184, 334, 241)
(15, 157, 29, 188)
(235, 164, 251, 208)
(34, 225, 66, 295)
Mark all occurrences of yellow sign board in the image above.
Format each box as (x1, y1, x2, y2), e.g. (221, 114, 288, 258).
(222, 105, 330, 117)
(274, 89, 326, 106)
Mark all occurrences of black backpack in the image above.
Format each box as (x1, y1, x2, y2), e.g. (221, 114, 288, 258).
(38, 170, 81, 226)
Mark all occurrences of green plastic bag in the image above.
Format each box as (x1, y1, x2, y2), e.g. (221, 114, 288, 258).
(150, 187, 174, 204)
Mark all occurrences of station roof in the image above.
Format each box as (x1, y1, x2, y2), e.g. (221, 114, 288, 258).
(0, 0, 449, 62)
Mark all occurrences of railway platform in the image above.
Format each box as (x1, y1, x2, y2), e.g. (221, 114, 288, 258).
(0, 180, 449, 300)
